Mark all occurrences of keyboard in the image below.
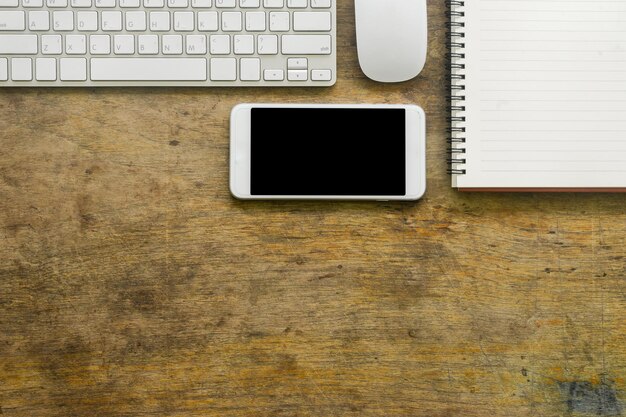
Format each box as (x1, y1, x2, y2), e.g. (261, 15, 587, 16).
(0, 0, 335, 86)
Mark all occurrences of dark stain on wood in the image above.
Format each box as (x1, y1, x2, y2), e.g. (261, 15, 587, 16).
(560, 381, 622, 416)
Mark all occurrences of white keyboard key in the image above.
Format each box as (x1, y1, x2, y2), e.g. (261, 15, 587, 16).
(269, 11, 288, 31)
(138, 34, 157, 53)
(310, 0, 329, 8)
(114, 34, 134, 54)
(126, 11, 146, 30)
(28, 11, 49, 30)
(263, 0, 282, 8)
(287, 0, 306, 8)
(311, 68, 331, 81)
(101, 11, 122, 31)
(0, 58, 7, 81)
(91, 57, 207, 80)
(167, 0, 186, 7)
(0, 0, 18, 6)
(263, 68, 282, 80)
(66, 34, 86, 54)
(119, 0, 139, 6)
(257, 34, 276, 54)
(23, 0, 43, 7)
(293, 12, 330, 31)
(210, 57, 235, 80)
(143, 0, 162, 7)
(150, 11, 169, 30)
(60, 57, 86, 80)
(0, 34, 37, 53)
(94, 0, 115, 7)
(240, 57, 259, 80)
(174, 11, 193, 31)
(52, 10, 72, 30)
(77, 11, 97, 31)
(221, 11, 241, 31)
(191, 0, 210, 7)
(70, 0, 91, 7)
(162, 34, 182, 54)
(287, 69, 306, 80)
(186, 34, 205, 54)
(245, 11, 265, 31)
(287, 57, 306, 69)
(41, 34, 61, 54)
(210, 34, 229, 54)
(35, 57, 56, 80)
(234, 34, 253, 54)
(90, 34, 110, 54)
(197, 11, 217, 31)
(47, 0, 67, 7)
(0, 11, 25, 30)
(282, 34, 330, 54)
(11, 57, 31, 80)
(215, 0, 235, 7)
(240, 0, 258, 8)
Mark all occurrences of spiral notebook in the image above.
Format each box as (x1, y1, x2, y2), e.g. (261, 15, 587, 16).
(447, 0, 626, 191)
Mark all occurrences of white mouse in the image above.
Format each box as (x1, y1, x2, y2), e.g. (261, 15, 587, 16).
(355, 0, 428, 83)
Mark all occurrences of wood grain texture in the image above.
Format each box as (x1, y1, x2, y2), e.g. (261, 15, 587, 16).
(0, 1, 625, 416)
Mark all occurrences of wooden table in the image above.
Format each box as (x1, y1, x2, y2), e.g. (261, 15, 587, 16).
(1, 1, 625, 416)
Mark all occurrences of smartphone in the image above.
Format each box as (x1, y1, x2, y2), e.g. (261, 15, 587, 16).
(230, 104, 426, 201)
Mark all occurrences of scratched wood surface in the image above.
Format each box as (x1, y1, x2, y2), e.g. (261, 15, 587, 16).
(1, 1, 625, 416)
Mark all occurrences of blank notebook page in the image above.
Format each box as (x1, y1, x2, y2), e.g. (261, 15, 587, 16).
(455, 0, 626, 189)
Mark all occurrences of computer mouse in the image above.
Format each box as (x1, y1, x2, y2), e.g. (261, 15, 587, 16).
(355, 0, 428, 83)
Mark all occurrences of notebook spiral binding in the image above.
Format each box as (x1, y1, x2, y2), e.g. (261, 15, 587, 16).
(446, 0, 467, 175)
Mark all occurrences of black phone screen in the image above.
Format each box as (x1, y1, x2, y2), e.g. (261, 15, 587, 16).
(250, 108, 406, 196)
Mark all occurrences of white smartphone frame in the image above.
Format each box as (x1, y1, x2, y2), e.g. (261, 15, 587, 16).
(230, 103, 426, 201)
